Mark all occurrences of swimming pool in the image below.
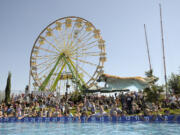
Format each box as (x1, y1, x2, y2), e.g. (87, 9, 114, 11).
(0, 122, 180, 135)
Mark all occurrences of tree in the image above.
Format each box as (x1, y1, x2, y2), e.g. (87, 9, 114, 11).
(5, 72, 11, 104)
(143, 85, 164, 103)
(143, 70, 164, 103)
(69, 90, 83, 103)
(145, 69, 153, 78)
(168, 73, 180, 95)
(145, 69, 159, 84)
(25, 85, 29, 95)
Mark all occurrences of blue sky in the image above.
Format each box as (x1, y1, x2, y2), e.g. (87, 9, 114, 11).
(0, 0, 180, 92)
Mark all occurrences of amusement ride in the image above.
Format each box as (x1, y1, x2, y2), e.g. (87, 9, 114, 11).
(29, 16, 106, 94)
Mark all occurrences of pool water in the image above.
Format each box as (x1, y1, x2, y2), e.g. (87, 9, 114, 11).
(0, 122, 179, 135)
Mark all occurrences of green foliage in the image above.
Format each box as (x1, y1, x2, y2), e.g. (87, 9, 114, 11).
(143, 85, 164, 103)
(69, 90, 83, 103)
(145, 69, 153, 78)
(25, 85, 29, 94)
(143, 70, 164, 103)
(0, 91, 5, 102)
(5, 72, 11, 104)
(168, 73, 180, 95)
(145, 69, 159, 84)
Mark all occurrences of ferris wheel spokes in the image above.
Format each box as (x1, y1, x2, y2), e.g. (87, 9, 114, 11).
(30, 16, 106, 92)
(50, 63, 66, 91)
(39, 55, 63, 91)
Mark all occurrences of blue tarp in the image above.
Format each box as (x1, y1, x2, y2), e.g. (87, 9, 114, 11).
(0, 115, 180, 123)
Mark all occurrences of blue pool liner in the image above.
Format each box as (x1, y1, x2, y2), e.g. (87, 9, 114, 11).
(0, 115, 180, 123)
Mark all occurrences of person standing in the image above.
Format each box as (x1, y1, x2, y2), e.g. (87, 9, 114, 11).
(126, 93, 133, 114)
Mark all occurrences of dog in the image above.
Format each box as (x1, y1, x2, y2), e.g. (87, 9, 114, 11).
(97, 74, 158, 90)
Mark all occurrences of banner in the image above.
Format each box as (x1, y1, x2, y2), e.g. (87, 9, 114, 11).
(0, 115, 180, 123)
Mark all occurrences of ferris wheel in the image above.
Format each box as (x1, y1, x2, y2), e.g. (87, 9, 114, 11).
(30, 16, 106, 93)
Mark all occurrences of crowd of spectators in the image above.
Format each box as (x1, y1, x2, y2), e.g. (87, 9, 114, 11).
(0, 91, 180, 119)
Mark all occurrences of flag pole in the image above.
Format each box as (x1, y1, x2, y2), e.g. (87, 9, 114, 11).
(159, 4, 168, 98)
(144, 24, 152, 71)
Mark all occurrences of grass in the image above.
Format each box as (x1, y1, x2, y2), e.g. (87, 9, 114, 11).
(70, 107, 180, 116)
(161, 108, 180, 115)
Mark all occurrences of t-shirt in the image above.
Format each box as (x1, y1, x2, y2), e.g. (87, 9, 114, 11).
(126, 96, 133, 105)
